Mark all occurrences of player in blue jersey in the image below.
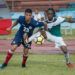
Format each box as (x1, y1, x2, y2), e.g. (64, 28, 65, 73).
(0, 8, 46, 69)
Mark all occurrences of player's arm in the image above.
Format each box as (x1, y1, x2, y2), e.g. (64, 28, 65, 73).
(51, 17, 75, 27)
(6, 16, 22, 31)
(6, 20, 19, 32)
(12, 20, 19, 29)
(34, 22, 47, 39)
(33, 19, 48, 29)
(54, 17, 75, 27)
(39, 22, 48, 39)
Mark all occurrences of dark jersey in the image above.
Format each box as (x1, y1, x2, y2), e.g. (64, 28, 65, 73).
(17, 16, 44, 36)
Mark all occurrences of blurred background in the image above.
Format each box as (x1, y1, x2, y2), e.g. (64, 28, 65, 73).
(0, 0, 75, 30)
(4, 0, 75, 32)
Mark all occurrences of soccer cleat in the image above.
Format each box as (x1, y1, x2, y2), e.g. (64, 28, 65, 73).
(66, 63, 75, 68)
(0, 63, 7, 69)
(22, 64, 26, 68)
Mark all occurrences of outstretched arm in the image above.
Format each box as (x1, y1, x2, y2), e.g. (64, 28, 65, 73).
(39, 22, 48, 39)
(6, 20, 18, 32)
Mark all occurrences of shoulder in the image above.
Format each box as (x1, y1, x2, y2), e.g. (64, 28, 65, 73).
(31, 18, 37, 22)
(18, 16, 25, 23)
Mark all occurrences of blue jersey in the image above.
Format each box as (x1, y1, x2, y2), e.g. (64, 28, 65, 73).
(11, 16, 44, 47)
(17, 16, 44, 36)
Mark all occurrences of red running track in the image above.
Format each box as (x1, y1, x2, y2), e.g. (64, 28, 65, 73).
(0, 39, 75, 54)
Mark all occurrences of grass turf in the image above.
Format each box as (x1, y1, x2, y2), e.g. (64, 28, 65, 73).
(0, 54, 75, 75)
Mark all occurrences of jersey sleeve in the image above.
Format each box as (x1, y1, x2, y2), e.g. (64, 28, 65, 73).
(33, 20, 44, 28)
(54, 17, 65, 26)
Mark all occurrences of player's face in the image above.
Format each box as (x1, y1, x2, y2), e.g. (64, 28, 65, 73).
(47, 11, 54, 20)
(25, 12, 32, 21)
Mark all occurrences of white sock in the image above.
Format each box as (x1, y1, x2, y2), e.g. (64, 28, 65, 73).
(64, 52, 70, 64)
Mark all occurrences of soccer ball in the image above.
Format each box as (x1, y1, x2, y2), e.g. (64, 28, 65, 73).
(34, 35, 44, 45)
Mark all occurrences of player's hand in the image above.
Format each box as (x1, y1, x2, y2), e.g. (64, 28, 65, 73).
(40, 30, 47, 39)
(6, 27, 12, 32)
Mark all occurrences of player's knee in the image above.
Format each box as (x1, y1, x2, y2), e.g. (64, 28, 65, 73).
(23, 48, 29, 55)
(60, 46, 67, 53)
(11, 45, 18, 52)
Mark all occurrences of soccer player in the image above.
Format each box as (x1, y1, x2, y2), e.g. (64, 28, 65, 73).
(0, 8, 46, 69)
(44, 8, 75, 68)
(26, 8, 75, 68)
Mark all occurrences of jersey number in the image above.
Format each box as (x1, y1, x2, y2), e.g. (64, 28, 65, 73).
(23, 27, 29, 33)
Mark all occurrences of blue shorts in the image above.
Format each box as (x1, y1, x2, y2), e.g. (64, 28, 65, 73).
(11, 31, 32, 47)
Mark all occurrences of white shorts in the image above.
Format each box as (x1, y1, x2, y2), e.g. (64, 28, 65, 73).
(46, 31, 66, 48)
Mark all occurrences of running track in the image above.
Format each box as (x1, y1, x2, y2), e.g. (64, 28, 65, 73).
(0, 39, 75, 54)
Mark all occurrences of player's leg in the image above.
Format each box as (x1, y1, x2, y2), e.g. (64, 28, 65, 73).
(22, 42, 32, 68)
(28, 31, 55, 43)
(60, 45, 75, 68)
(28, 31, 41, 43)
(45, 32, 75, 68)
(22, 48, 29, 67)
(45, 31, 70, 64)
(60, 46, 70, 63)
(0, 32, 22, 69)
(55, 37, 75, 68)
(0, 44, 18, 69)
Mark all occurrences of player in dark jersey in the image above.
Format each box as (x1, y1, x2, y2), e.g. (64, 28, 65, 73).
(0, 8, 46, 69)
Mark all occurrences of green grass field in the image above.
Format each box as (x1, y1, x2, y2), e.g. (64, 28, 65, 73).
(0, 54, 75, 75)
(0, 29, 75, 75)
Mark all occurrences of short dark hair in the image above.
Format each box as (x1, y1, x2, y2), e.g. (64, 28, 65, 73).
(25, 8, 32, 14)
(47, 8, 56, 17)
